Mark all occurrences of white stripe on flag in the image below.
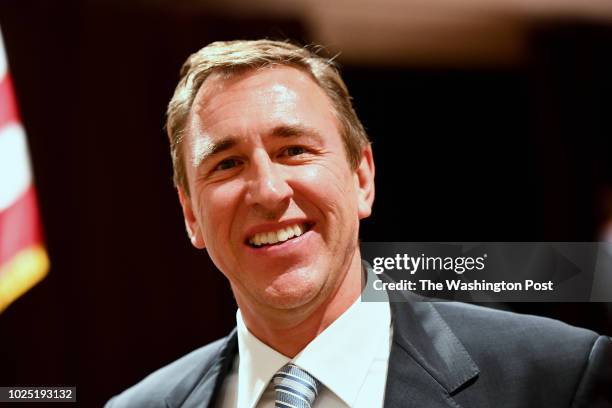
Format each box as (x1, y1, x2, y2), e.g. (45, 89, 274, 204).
(0, 123, 32, 211)
(0, 29, 7, 83)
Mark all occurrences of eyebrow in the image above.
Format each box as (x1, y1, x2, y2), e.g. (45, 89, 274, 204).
(192, 124, 325, 168)
(191, 136, 237, 168)
(270, 124, 325, 144)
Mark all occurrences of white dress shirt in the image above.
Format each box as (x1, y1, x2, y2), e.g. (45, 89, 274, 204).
(215, 289, 392, 408)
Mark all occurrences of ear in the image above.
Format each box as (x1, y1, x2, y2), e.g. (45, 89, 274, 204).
(178, 187, 206, 249)
(354, 145, 375, 220)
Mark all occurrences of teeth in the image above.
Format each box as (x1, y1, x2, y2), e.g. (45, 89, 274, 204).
(249, 223, 306, 247)
(278, 229, 289, 242)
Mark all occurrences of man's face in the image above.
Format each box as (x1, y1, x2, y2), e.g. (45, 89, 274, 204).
(179, 66, 374, 311)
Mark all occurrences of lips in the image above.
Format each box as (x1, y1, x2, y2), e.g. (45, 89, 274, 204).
(246, 222, 312, 247)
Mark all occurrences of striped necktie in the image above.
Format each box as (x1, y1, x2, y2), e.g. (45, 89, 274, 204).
(272, 363, 321, 408)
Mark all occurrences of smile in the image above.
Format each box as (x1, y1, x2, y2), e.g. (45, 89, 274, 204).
(247, 223, 312, 247)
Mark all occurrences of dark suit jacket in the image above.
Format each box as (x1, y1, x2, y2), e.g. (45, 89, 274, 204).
(106, 300, 612, 407)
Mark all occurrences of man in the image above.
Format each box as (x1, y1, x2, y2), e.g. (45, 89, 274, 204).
(107, 40, 611, 407)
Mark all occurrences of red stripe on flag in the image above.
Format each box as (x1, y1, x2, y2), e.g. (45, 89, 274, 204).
(0, 73, 21, 129)
(0, 186, 43, 266)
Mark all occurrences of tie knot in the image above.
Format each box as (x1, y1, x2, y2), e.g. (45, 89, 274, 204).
(272, 363, 320, 407)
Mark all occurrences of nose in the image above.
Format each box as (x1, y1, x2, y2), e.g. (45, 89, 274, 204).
(244, 151, 292, 214)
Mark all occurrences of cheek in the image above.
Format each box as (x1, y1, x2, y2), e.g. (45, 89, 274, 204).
(197, 184, 243, 244)
(295, 163, 358, 214)
(303, 161, 353, 191)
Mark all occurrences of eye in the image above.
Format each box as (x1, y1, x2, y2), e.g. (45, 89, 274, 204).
(282, 146, 306, 157)
(214, 158, 241, 171)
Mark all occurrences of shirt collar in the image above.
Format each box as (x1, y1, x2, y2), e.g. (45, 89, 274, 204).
(235, 269, 390, 407)
(235, 311, 290, 408)
(293, 296, 390, 406)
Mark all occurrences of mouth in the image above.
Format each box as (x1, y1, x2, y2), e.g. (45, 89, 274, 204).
(246, 222, 314, 248)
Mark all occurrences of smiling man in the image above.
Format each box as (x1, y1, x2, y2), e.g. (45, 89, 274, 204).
(177, 60, 373, 360)
(107, 40, 611, 408)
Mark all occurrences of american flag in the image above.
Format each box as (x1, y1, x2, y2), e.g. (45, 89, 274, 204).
(0, 27, 49, 313)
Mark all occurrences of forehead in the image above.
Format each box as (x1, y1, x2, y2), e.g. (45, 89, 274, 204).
(189, 65, 338, 137)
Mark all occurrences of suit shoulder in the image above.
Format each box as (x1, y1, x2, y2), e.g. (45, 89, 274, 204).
(428, 302, 611, 404)
(105, 336, 229, 408)
(433, 301, 600, 365)
(434, 301, 598, 340)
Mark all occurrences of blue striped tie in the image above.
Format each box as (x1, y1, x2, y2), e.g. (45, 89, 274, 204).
(272, 363, 321, 408)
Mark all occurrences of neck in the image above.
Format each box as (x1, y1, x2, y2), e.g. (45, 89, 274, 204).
(237, 253, 364, 357)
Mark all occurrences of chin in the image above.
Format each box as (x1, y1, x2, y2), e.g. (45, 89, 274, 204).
(260, 271, 324, 310)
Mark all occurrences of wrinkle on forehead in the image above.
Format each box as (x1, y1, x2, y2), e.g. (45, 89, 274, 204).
(193, 68, 303, 115)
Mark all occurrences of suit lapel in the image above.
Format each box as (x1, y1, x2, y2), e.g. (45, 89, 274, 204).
(384, 297, 479, 408)
(165, 329, 238, 408)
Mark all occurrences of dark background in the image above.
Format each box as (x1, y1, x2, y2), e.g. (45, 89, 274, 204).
(1, 1, 611, 406)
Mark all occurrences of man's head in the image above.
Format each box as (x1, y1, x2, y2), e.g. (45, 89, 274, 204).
(167, 40, 375, 315)
(166, 40, 369, 196)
